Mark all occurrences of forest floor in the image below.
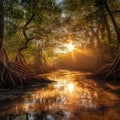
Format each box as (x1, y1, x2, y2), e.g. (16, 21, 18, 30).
(0, 69, 120, 120)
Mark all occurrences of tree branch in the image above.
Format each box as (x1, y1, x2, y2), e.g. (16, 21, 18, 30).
(112, 10, 120, 14)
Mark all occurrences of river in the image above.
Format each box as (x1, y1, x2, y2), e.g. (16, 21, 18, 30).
(0, 69, 120, 120)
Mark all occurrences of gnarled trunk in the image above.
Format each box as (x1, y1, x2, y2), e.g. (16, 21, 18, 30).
(0, 0, 51, 88)
(91, 0, 120, 80)
(13, 13, 35, 66)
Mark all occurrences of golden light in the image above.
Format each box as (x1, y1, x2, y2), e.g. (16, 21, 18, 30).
(67, 83, 74, 93)
(67, 43, 74, 52)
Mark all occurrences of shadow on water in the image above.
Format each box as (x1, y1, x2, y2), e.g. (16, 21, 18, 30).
(87, 75, 120, 96)
(0, 69, 120, 120)
(0, 83, 50, 111)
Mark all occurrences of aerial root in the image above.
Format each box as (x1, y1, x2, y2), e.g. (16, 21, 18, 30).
(0, 62, 46, 88)
(89, 62, 120, 80)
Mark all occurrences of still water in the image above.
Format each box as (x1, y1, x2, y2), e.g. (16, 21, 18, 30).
(0, 69, 120, 120)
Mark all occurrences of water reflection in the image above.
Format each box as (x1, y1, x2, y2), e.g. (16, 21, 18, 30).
(0, 69, 120, 120)
(67, 83, 74, 93)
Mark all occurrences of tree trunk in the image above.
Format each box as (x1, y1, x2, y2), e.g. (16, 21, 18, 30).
(13, 13, 35, 66)
(103, 14, 112, 44)
(0, 1, 4, 65)
(0, 1, 10, 66)
(0, 0, 51, 88)
(90, 0, 120, 80)
(103, 0, 120, 43)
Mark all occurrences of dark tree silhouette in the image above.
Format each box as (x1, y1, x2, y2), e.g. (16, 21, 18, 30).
(91, 0, 120, 79)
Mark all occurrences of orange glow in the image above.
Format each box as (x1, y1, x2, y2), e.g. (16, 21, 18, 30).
(67, 43, 74, 52)
(67, 83, 74, 93)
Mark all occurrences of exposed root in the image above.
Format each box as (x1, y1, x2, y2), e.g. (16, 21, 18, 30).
(89, 62, 120, 80)
(0, 62, 52, 88)
(88, 47, 120, 80)
(12, 52, 27, 67)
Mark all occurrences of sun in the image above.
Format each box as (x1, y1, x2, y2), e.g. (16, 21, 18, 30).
(67, 43, 74, 52)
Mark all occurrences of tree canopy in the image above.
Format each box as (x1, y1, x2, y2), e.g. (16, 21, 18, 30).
(0, 0, 120, 88)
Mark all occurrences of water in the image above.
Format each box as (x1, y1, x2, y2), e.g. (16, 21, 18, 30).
(0, 69, 120, 120)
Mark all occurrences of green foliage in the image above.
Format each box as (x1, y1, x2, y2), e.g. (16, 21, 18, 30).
(4, 0, 120, 65)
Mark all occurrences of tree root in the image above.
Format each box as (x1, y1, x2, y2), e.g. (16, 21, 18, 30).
(88, 62, 120, 80)
(12, 52, 27, 67)
(0, 62, 52, 88)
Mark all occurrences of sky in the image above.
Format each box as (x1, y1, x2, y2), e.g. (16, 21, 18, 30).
(55, 0, 63, 5)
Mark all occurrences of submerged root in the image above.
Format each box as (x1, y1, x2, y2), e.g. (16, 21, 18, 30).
(0, 62, 51, 88)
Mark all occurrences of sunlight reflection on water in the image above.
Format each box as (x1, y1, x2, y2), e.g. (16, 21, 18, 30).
(0, 69, 120, 120)
(20, 70, 96, 117)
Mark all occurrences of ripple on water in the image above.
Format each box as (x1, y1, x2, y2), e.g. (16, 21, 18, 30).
(0, 69, 120, 120)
